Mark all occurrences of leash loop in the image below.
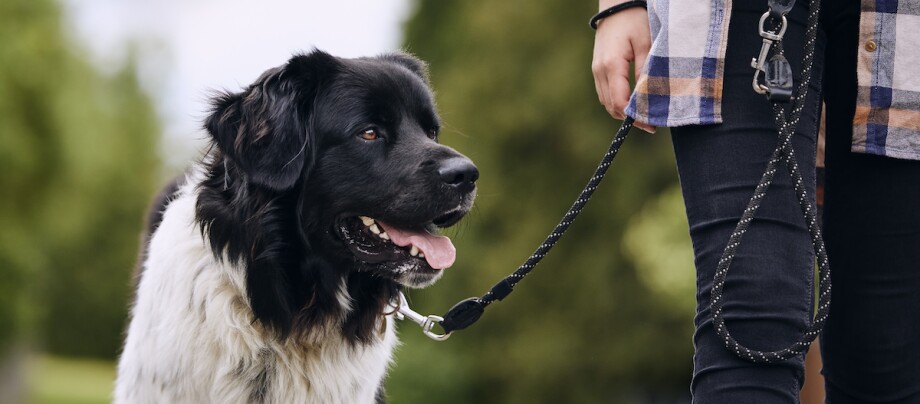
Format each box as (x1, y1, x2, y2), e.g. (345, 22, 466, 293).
(711, 0, 830, 363)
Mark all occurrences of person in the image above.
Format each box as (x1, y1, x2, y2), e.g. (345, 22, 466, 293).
(592, 0, 920, 402)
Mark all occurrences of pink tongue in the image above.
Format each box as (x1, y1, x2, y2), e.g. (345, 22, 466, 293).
(377, 222, 456, 269)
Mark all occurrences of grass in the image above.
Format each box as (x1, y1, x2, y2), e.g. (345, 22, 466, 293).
(26, 355, 115, 404)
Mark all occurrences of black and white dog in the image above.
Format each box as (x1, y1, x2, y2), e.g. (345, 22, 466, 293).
(115, 50, 477, 403)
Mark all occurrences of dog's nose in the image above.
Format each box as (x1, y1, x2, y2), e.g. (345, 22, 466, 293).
(438, 157, 479, 192)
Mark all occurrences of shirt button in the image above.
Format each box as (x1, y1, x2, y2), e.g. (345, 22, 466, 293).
(866, 40, 877, 52)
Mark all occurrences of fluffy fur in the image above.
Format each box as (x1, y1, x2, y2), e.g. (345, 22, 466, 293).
(116, 50, 477, 403)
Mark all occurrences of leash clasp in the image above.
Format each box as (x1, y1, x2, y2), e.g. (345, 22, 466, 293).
(751, 12, 788, 95)
(392, 292, 452, 341)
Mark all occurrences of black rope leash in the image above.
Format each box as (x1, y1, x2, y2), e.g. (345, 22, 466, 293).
(397, 0, 830, 365)
(710, 0, 829, 363)
(437, 118, 635, 334)
(391, 118, 634, 340)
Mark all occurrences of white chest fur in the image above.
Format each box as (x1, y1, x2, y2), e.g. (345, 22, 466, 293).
(115, 182, 398, 404)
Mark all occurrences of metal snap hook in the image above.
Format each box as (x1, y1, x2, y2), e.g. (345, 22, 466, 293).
(758, 12, 787, 41)
(421, 315, 451, 341)
(751, 12, 789, 95)
(392, 292, 452, 341)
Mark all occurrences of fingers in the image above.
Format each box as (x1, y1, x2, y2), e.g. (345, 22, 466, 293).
(634, 121, 657, 133)
(592, 63, 610, 111)
(605, 57, 632, 120)
(592, 42, 632, 120)
(591, 8, 651, 122)
(597, 52, 657, 133)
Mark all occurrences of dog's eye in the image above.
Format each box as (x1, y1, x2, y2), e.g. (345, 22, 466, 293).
(428, 128, 439, 140)
(359, 129, 379, 141)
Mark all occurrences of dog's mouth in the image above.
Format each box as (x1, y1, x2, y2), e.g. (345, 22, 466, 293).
(335, 213, 462, 287)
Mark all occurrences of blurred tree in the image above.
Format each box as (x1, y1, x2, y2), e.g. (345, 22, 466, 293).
(0, 0, 159, 360)
(388, 1, 696, 403)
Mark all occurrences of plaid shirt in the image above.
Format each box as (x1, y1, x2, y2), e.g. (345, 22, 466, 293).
(626, 0, 920, 161)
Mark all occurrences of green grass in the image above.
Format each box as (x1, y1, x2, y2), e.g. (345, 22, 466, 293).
(27, 355, 115, 404)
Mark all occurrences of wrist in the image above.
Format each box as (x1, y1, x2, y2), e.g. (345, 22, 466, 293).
(590, 1, 647, 30)
(598, 0, 633, 11)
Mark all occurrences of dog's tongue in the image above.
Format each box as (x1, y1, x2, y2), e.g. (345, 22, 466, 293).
(377, 222, 455, 269)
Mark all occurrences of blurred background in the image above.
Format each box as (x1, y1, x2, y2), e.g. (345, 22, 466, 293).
(0, 0, 704, 402)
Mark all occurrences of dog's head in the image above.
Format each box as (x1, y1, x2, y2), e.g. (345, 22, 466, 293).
(196, 50, 476, 340)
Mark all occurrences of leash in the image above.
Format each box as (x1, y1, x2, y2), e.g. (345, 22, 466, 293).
(711, 0, 830, 363)
(393, 117, 636, 340)
(397, 0, 829, 364)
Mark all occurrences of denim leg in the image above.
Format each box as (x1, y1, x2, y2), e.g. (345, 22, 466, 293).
(821, 127, 920, 404)
(670, 1, 824, 402)
(821, 1, 920, 402)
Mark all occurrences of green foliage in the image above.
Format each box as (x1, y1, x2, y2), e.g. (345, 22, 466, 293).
(388, 1, 695, 402)
(0, 0, 159, 358)
(624, 186, 696, 312)
(27, 355, 115, 404)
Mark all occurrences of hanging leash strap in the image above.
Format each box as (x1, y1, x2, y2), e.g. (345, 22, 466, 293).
(711, 0, 830, 363)
(399, 0, 829, 364)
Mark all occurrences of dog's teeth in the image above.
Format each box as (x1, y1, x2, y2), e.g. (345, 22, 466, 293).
(379, 232, 389, 240)
(410, 245, 419, 256)
(369, 224, 381, 234)
(418, 252, 425, 258)
(359, 216, 375, 226)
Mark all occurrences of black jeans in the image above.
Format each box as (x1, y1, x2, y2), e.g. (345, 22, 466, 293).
(821, 1, 920, 402)
(671, 0, 920, 402)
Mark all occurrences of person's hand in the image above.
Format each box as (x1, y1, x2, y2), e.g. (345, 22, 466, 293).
(591, 0, 655, 132)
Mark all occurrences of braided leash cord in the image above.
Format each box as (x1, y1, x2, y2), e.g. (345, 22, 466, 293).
(709, 0, 830, 363)
(437, 118, 635, 334)
(478, 118, 635, 306)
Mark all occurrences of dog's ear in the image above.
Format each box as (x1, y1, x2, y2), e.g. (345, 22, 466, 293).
(205, 50, 340, 191)
(379, 52, 430, 82)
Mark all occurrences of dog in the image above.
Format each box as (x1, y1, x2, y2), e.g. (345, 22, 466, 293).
(115, 50, 478, 403)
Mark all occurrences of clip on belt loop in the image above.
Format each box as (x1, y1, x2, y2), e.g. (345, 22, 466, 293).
(751, 3, 792, 102)
(765, 55, 794, 102)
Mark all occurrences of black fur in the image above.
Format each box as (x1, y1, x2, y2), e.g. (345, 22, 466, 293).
(194, 50, 476, 344)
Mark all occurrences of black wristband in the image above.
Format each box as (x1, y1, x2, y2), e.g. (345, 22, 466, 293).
(589, 0, 648, 29)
